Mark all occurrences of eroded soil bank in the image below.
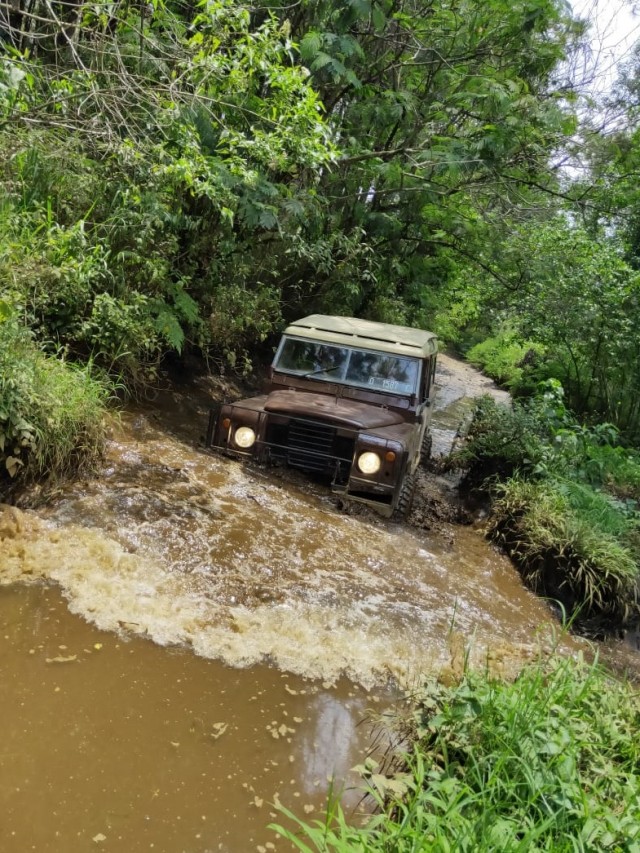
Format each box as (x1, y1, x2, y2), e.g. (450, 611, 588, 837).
(0, 355, 579, 851)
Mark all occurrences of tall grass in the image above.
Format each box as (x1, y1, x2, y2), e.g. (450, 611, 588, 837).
(451, 395, 640, 627)
(0, 311, 109, 494)
(28, 355, 110, 477)
(271, 657, 640, 851)
(490, 477, 640, 624)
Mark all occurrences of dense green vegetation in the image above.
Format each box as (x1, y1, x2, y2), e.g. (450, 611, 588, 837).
(272, 655, 640, 852)
(0, 0, 595, 486)
(0, 0, 638, 608)
(451, 388, 640, 627)
(0, 0, 584, 371)
(0, 302, 108, 491)
(450, 221, 640, 437)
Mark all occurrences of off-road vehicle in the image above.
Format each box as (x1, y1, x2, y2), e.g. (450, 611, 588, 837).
(206, 315, 438, 517)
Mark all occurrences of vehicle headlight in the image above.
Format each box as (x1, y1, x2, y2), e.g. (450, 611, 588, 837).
(234, 426, 256, 449)
(357, 451, 381, 475)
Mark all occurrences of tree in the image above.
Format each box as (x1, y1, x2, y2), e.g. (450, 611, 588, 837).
(253, 0, 585, 324)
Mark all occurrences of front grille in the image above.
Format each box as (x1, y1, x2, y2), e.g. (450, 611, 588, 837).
(288, 420, 335, 471)
(265, 417, 354, 479)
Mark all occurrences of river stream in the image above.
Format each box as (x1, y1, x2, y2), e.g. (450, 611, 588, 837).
(0, 355, 581, 852)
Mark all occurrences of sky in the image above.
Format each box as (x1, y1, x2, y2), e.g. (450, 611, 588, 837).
(571, 0, 640, 95)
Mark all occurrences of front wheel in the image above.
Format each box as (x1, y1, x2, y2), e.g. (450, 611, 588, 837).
(394, 470, 416, 520)
(419, 430, 433, 467)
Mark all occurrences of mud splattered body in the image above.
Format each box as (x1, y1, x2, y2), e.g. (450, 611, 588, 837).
(0, 355, 570, 851)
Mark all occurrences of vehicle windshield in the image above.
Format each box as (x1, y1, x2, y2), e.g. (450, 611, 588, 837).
(273, 336, 420, 396)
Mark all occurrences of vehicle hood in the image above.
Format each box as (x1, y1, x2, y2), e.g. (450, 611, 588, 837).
(263, 390, 404, 429)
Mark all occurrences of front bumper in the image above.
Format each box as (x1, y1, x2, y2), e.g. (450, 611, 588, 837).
(207, 404, 405, 514)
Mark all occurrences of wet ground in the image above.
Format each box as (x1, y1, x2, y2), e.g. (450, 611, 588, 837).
(0, 354, 579, 851)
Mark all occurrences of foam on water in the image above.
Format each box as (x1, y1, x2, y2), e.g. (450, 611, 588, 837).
(0, 354, 566, 689)
(0, 473, 564, 690)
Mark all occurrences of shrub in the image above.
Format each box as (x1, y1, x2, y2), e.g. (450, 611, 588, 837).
(452, 391, 640, 625)
(448, 395, 547, 485)
(272, 657, 640, 852)
(0, 306, 109, 494)
(467, 333, 546, 393)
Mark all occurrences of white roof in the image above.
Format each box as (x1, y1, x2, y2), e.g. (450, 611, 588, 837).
(284, 315, 438, 358)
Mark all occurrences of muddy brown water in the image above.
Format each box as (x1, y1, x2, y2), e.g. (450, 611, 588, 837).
(1, 355, 581, 852)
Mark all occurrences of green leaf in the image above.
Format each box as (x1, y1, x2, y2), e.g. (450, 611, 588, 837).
(154, 309, 185, 353)
(299, 31, 321, 63)
(6, 455, 23, 478)
(310, 52, 334, 72)
(171, 287, 200, 324)
(372, 5, 386, 30)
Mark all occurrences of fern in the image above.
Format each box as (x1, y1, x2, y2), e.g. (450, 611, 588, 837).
(299, 31, 322, 63)
(169, 284, 200, 325)
(310, 52, 335, 72)
(154, 307, 185, 353)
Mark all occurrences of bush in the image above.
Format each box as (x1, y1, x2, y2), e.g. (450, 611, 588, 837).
(448, 395, 547, 485)
(452, 390, 640, 626)
(0, 306, 109, 494)
(272, 657, 640, 852)
(467, 333, 546, 393)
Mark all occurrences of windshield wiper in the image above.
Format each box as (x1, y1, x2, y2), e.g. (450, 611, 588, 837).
(303, 365, 341, 378)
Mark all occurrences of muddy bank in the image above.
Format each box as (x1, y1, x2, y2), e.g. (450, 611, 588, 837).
(406, 353, 509, 531)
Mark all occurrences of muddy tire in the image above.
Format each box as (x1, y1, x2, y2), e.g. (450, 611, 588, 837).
(394, 470, 416, 519)
(419, 430, 433, 467)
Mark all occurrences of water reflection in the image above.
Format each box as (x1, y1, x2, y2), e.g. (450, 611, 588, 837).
(300, 694, 365, 795)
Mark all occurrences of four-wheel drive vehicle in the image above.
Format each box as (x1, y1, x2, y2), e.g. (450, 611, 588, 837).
(206, 315, 438, 517)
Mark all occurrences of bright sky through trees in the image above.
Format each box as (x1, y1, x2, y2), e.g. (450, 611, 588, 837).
(572, 0, 640, 94)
